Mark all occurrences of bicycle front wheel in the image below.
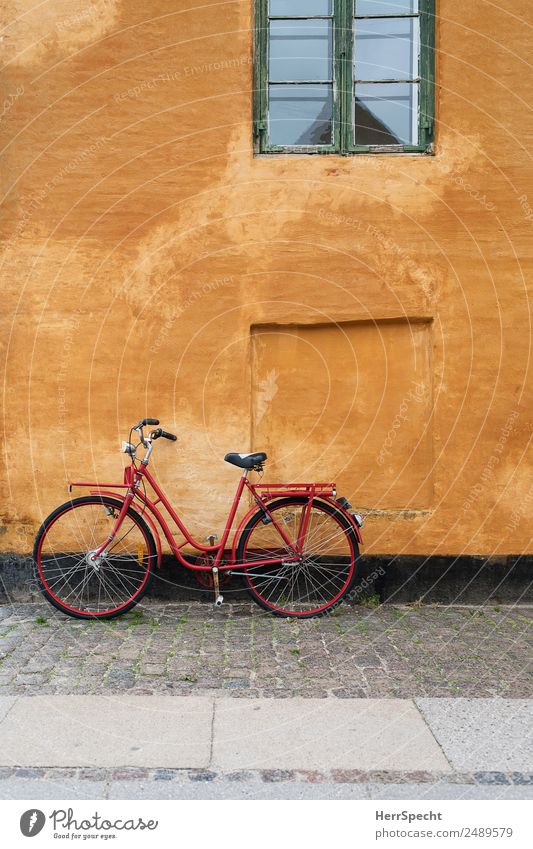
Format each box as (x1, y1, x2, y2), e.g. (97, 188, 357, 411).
(236, 497, 359, 618)
(34, 496, 156, 619)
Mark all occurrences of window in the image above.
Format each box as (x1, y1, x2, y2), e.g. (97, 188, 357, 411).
(253, 0, 435, 154)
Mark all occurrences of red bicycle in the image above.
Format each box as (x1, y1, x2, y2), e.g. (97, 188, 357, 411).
(34, 418, 364, 620)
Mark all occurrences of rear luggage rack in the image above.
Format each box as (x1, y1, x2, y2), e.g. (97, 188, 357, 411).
(253, 483, 336, 500)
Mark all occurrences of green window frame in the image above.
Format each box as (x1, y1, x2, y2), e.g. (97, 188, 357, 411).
(254, 0, 435, 154)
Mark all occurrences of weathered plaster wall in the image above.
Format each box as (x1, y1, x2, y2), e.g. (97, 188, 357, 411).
(1, 0, 532, 556)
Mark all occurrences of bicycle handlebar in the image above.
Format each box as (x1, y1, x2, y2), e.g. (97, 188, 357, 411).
(129, 420, 176, 463)
(150, 427, 177, 442)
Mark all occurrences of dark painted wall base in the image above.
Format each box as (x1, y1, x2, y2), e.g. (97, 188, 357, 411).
(1, 553, 531, 605)
(369, 554, 532, 604)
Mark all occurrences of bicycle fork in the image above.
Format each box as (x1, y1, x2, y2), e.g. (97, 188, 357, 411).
(90, 491, 136, 562)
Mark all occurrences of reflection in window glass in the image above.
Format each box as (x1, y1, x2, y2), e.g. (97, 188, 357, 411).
(269, 85, 333, 145)
(354, 82, 418, 144)
(355, 0, 417, 15)
(270, 0, 332, 14)
(354, 17, 419, 81)
(269, 20, 333, 81)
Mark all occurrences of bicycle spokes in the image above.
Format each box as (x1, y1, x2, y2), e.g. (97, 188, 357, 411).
(36, 501, 153, 616)
(239, 501, 356, 616)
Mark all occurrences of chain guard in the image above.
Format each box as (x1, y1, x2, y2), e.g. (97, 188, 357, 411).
(192, 555, 231, 590)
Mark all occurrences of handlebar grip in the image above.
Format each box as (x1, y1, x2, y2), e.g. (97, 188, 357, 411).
(150, 428, 177, 441)
(140, 417, 159, 426)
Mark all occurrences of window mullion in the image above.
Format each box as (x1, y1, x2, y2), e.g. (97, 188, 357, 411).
(333, 0, 341, 152)
(341, 0, 354, 153)
(419, 0, 435, 146)
(254, 0, 268, 151)
(336, 0, 350, 153)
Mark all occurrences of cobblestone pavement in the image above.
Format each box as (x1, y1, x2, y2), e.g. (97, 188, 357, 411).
(0, 601, 531, 698)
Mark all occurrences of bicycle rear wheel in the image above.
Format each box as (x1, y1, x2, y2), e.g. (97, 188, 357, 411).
(236, 497, 358, 618)
(33, 496, 156, 619)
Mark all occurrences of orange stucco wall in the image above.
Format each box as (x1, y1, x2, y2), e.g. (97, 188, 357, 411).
(1, 1, 532, 556)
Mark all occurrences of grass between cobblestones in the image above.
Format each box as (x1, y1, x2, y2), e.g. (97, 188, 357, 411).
(0, 601, 530, 698)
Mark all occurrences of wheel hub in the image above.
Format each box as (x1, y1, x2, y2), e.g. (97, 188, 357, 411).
(85, 549, 106, 571)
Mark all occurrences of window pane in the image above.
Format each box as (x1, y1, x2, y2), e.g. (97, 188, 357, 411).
(354, 17, 419, 80)
(355, 0, 418, 15)
(269, 84, 333, 145)
(269, 20, 332, 81)
(270, 0, 332, 15)
(354, 82, 418, 144)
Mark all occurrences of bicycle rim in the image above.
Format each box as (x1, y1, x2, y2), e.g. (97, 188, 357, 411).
(35, 498, 154, 618)
(238, 498, 357, 617)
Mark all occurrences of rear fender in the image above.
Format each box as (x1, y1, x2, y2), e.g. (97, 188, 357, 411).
(319, 496, 364, 544)
(230, 494, 364, 561)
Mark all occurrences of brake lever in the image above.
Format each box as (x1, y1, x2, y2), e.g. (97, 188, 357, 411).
(133, 424, 149, 448)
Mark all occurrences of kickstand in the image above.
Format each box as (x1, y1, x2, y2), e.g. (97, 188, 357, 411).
(212, 567, 224, 607)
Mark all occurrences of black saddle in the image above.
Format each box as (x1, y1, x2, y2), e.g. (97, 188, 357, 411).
(224, 452, 267, 470)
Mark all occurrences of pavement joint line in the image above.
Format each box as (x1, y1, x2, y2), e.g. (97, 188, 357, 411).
(0, 696, 453, 773)
(1, 696, 19, 723)
(211, 697, 451, 772)
(415, 698, 533, 773)
(265, 698, 448, 773)
(208, 698, 216, 769)
(412, 697, 454, 772)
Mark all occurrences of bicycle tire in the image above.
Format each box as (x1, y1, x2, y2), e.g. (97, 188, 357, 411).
(33, 496, 157, 620)
(235, 497, 359, 618)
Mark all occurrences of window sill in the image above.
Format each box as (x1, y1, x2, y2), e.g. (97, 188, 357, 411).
(253, 144, 435, 158)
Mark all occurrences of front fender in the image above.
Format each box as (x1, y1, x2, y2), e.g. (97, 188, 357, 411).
(89, 490, 163, 569)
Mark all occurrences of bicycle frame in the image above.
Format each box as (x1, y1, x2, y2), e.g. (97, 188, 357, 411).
(69, 462, 361, 573)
